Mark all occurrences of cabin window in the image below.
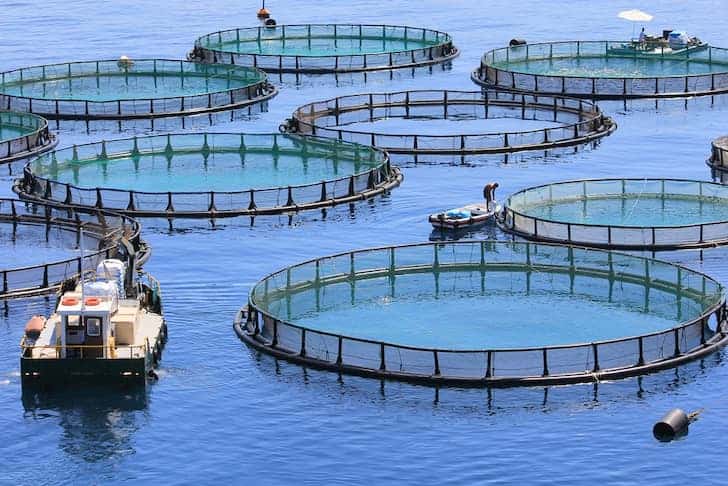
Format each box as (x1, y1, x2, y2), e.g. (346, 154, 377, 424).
(86, 317, 102, 337)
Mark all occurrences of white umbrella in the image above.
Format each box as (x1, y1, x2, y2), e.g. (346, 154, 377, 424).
(618, 9, 654, 22)
(618, 9, 653, 38)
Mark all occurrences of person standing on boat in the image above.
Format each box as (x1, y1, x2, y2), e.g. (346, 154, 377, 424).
(639, 27, 647, 44)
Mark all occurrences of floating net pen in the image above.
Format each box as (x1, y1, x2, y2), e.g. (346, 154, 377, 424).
(15, 132, 402, 218)
(472, 41, 728, 99)
(235, 240, 727, 387)
(283, 90, 616, 160)
(502, 178, 728, 250)
(0, 198, 144, 299)
(0, 111, 56, 164)
(0, 59, 277, 121)
(191, 24, 458, 74)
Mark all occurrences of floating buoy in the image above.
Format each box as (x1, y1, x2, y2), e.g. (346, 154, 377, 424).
(117, 55, 134, 68)
(653, 408, 702, 442)
(257, 0, 270, 20)
(24, 316, 45, 339)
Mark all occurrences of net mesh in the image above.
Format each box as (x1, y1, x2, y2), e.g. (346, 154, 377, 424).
(0, 60, 275, 120)
(0, 111, 55, 163)
(473, 41, 728, 99)
(192, 24, 457, 74)
(18, 133, 400, 218)
(0, 198, 142, 298)
(503, 178, 728, 249)
(288, 89, 615, 155)
(241, 241, 727, 385)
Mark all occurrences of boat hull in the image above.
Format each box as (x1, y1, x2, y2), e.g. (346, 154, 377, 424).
(21, 356, 149, 384)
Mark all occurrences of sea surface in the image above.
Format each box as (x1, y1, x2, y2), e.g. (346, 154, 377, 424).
(2, 0, 728, 484)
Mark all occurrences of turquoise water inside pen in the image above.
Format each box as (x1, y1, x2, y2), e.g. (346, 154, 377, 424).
(492, 56, 728, 78)
(0, 123, 33, 142)
(3, 1, 728, 485)
(516, 195, 728, 227)
(206, 37, 440, 56)
(36, 152, 375, 191)
(0, 73, 254, 102)
(262, 270, 702, 349)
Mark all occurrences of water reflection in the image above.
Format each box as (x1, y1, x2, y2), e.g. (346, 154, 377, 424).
(22, 385, 147, 463)
(245, 345, 725, 414)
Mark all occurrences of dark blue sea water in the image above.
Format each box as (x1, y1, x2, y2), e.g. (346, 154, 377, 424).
(2, 1, 728, 484)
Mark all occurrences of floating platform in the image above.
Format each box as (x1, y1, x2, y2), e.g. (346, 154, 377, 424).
(0, 199, 146, 299)
(284, 90, 615, 162)
(191, 24, 458, 74)
(502, 178, 728, 250)
(235, 241, 728, 387)
(15, 133, 402, 218)
(472, 41, 728, 99)
(0, 111, 56, 164)
(0, 59, 276, 122)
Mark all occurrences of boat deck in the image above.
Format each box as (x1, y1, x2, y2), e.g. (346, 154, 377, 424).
(27, 301, 164, 360)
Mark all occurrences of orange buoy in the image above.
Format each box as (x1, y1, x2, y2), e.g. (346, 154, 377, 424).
(61, 297, 79, 306)
(257, 7, 270, 19)
(24, 316, 45, 339)
(84, 297, 101, 306)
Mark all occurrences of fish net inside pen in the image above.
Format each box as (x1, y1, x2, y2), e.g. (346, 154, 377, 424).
(503, 179, 728, 249)
(243, 241, 726, 383)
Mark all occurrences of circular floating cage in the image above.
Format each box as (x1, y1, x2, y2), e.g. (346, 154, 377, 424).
(0, 59, 276, 121)
(0, 111, 56, 164)
(708, 135, 728, 172)
(0, 198, 144, 299)
(472, 41, 728, 99)
(284, 90, 616, 161)
(502, 178, 728, 250)
(235, 241, 728, 387)
(191, 24, 458, 74)
(15, 133, 402, 218)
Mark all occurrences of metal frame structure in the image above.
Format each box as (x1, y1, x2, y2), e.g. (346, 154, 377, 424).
(0, 59, 277, 120)
(15, 133, 402, 218)
(472, 41, 728, 99)
(191, 24, 458, 74)
(0, 198, 146, 299)
(284, 90, 616, 156)
(708, 135, 728, 171)
(0, 111, 57, 164)
(501, 178, 728, 250)
(235, 240, 728, 387)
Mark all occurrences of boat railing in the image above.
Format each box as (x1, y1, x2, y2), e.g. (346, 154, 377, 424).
(20, 339, 147, 359)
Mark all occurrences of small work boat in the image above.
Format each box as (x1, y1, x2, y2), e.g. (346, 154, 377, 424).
(429, 182, 500, 230)
(20, 259, 166, 385)
(608, 30, 708, 56)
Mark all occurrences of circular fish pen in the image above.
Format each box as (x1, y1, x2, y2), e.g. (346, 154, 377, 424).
(0, 198, 145, 299)
(283, 90, 616, 162)
(0, 111, 56, 164)
(235, 241, 728, 387)
(472, 41, 728, 99)
(191, 24, 458, 74)
(502, 178, 728, 250)
(15, 133, 402, 218)
(0, 59, 276, 122)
